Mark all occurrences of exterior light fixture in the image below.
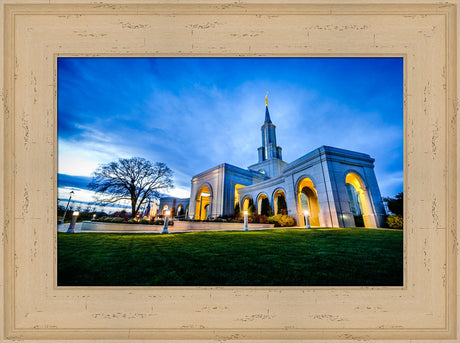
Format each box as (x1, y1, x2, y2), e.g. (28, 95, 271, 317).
(162, 210, 171, 234)
(60, 190, 75, 224)
(304, 210, 310, 229)
(67, 210, 80, 233)
(243, 210, 248, 231)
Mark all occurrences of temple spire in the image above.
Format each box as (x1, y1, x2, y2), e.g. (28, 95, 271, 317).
(264, 92, 272, 123)
(257, 93, 282, 162)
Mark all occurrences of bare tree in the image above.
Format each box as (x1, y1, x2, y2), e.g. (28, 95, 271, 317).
(88, 157, 173, 218)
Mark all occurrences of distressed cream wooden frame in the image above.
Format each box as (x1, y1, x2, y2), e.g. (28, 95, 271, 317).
(1, 1, 458, 341)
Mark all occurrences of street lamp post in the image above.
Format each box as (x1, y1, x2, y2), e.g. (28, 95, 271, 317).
(60, 190, 74, 224)
(67, 211, 80, 233)
(162, 210, 170, 234)
(243, 210, 248, 231)
(304, 210, 311, 229)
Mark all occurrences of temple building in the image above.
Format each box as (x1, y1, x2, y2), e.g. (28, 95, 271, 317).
(159, 95, 386, 228)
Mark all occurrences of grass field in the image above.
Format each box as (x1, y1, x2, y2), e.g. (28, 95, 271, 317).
(57, 228, 403, 286)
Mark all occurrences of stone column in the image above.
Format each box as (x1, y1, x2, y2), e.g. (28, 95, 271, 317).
(359, 188, 378, 228)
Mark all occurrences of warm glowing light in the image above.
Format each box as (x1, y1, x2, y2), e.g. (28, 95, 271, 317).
(72, 211, 80, 216)
(234, 184, 244, 205)
(244, 210, 248, 216)
(195, 186, 211, 220)
(304, 210, 309, 216)
(165, 210, 171, 216)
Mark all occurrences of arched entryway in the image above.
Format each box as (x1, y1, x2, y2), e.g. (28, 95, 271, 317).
(297, 177, 320, 227)
(195, 185, 212, 220)
(257, 193, 271, 215)
(177, 205, 184, 217)
(273, 189, 287, 215)
(242, 196, 254, 215)
(234, 184, 245, 216)
(345, 172, 375, 228)
(161, 204, 169, 215)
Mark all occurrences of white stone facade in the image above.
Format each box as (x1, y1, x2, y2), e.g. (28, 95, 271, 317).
(161, 103, 387, 228)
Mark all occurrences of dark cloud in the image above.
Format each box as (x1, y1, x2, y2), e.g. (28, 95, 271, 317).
(58, 174, 93, 189)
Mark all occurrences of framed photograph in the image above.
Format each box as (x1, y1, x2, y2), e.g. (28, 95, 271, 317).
(56, 56, 404, 288)
(1, 0, 458, 341)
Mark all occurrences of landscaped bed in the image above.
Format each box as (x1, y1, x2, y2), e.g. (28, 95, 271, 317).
(57, 228, 403, 286)
(81, 220, 274, 232)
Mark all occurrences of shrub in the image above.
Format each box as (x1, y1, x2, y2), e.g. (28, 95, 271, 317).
(214, 218, 227, 222)
(279, 214, 295, 227)
(386, 215, 403, 229)
(268, 214, 281, 227)
(153, 220, 164, 225)
(113, 210, 129, 221)
(267, 214, 296, 227)
(251, 214, 268, 224)
(278, 208, 288, 215)
(111, 217, 125, 223)
(139, 219, 150, 224)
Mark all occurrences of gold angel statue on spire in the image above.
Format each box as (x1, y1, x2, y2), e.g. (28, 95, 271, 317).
(265, 91, 268, 106)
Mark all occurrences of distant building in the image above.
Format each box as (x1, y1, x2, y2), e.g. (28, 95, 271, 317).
(158, 197, 190, 219)
(160, 96, 386, 228)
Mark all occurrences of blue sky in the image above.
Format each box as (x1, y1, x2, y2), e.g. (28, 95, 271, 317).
(58, 57, 403, 208)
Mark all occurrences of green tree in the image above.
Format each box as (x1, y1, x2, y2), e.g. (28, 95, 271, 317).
(88, 157, 173, 218)
(234, 202, 240, 217)
(261, 198, 272, 216)
(277, 195, 287, 214)
(245, 198, 255, 216)
(248, 203, 256, 216)
(384, 192, 403, 216)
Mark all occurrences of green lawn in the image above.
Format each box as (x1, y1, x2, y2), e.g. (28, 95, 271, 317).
(57, 228, 403, 286)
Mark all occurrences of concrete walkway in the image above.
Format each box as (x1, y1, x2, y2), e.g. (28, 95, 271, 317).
(57, 222, 309, 234)
(57, 222, 83, 233)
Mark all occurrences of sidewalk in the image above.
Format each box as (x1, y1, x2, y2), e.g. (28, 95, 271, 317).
(56, 221, 308, 234)
(57, 222, 83, 233)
